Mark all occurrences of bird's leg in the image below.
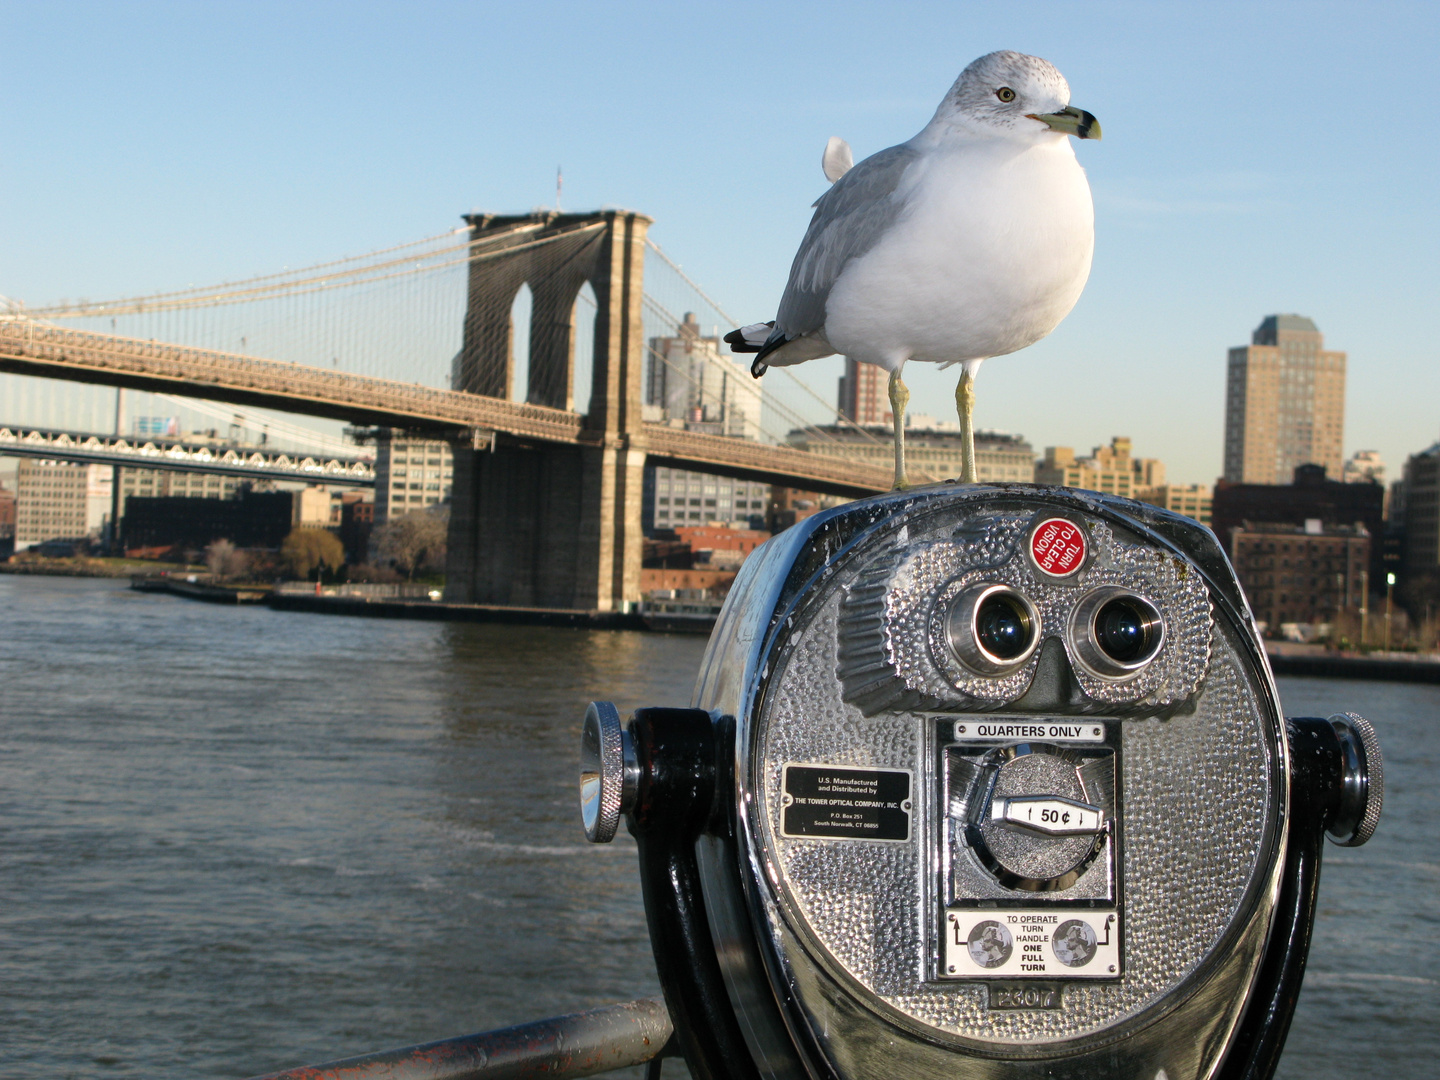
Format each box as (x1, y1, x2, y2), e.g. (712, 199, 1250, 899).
(956, 369, 977, 483)
(888, 368, 910, 490)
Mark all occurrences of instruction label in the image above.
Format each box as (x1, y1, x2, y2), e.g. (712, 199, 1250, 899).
(781, 764, 911, 842)
(942, 909, 1120, 980)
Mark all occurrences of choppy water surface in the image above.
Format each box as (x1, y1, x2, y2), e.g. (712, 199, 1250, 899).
(0, 576, 1434, 1078)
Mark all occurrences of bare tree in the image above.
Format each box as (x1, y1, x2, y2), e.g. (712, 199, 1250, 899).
(375, 507, 448, 580)
(205, 538, 249, 582)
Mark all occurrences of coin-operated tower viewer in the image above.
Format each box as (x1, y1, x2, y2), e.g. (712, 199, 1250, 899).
(580, 484, 1382, 1080)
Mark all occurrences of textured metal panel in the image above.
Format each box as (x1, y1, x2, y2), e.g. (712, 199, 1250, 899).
(836, 515, 1212, 715)
(747, 498, 1280, 1049)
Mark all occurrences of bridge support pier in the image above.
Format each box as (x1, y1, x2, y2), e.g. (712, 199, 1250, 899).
(444, 211, 651, 613)
(446, 439, 644, 611)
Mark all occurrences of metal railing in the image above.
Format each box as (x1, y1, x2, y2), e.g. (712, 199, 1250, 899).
(244, 998, 675, 1080)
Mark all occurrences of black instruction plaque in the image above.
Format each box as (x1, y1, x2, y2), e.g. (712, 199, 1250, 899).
(781, 764, 911, 841)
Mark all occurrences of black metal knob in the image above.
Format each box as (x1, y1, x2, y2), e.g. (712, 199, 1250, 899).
(1326, 712, 1383, 847)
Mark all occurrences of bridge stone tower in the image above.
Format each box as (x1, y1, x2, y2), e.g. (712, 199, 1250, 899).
(445, 211, 651, 611)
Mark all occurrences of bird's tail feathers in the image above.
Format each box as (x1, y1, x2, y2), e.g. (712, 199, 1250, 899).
(723, 321, 775, 353)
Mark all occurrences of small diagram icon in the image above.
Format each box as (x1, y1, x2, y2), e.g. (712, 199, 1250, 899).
(967, 920, 1014, 968)
(1052, 919, 1098, 967)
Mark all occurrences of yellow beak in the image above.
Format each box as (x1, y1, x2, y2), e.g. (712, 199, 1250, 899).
(1027, 106, 1101, 140)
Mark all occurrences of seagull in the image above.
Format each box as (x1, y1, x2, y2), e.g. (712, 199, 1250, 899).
(726, 51, 1100, 489)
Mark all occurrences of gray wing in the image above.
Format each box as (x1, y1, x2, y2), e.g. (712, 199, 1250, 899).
(775, 142, 920, 337)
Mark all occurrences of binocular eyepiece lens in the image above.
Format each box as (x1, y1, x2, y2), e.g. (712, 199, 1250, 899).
(946, 585, 1042, 675)
(1094, 597, 1159, 664)
(976, 593, 1034, 661)
(1071, 588, 1165, 678)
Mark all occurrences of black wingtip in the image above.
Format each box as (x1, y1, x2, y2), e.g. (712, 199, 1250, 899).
(723, 327, 760, 353)
(751, 356, 768, 378)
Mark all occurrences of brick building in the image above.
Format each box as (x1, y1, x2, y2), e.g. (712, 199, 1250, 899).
(1211, 464, 1384, 579)
(1230, 522, 1370, 631)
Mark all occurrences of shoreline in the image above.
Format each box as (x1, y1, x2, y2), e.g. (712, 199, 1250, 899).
(7, 569, 1439, 670)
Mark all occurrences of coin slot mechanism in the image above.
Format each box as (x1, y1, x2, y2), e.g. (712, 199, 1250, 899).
(936, 717, 1123, 982)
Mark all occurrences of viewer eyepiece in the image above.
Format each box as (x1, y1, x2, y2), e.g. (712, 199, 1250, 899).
(946, 584, 1041, 674)
(1070, 587, 1165, 678)
(976, 592, 1032, 660)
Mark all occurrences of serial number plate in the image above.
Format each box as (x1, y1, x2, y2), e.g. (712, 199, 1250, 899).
(988, 982, 1065, 1010)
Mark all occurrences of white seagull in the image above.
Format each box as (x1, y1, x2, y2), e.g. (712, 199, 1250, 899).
(726, 51, 1100, 489)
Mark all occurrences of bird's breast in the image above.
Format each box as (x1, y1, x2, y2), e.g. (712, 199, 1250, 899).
(825, 142, 1095, 366)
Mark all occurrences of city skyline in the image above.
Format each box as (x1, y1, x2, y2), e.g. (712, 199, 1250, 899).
(2, 3, 1437, 486)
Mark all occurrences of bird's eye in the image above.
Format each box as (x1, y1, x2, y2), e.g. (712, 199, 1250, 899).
(996, 87, 1016, 103)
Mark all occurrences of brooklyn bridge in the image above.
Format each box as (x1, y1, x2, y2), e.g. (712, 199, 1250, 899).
(0, 210, 896, 610)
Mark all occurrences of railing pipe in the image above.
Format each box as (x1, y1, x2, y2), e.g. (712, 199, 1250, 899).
(242, 997, 675, 1080)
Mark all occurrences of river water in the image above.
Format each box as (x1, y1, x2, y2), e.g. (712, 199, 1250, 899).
(0, 575, 1434, 1079)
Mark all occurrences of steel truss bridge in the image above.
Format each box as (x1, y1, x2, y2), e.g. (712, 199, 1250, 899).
(0, 424, 375, 486)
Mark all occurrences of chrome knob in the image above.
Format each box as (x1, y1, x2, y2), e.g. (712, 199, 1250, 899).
(1327, 712, 1383, 847)
(580, 701, 636, 844)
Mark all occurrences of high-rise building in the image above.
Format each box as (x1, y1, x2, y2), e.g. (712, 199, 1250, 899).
(837, 358, 891, 426)
(1399, 442, 1439, 585)
(373, 432, 454, 526)
(13, 459, 111, 550)
(1223, 315, 1346, 484)
(644, 466, 770, 532)
(647, 313, 761, 441)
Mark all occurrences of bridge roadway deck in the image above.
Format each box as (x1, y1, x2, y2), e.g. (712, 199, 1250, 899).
(0, 320, 893, 497)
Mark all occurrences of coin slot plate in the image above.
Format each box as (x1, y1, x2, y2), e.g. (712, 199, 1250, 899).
(937, 717, 1123, 982)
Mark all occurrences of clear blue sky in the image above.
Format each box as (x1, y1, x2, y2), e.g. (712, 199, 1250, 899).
(3, 1, 1437, 486)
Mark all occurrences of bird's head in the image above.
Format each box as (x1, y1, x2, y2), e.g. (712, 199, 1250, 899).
(936, 51, 1101, 143)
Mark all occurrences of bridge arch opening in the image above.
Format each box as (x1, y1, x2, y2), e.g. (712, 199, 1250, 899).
(573, 281, 597, 417)
(508, 283, 533, 406)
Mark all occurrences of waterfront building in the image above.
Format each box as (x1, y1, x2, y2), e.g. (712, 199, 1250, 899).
(338, 493, 374, 564)
(13, 459, 111, 550)
(118, 469, 239, 511)
(640, 315, 767, 534)
(0, 479, 14, 556)
(837, 358, 890, 425)
(1135, 484, 1213, 526)
(787, 425, 1035, 485)
(1035, 437, 1165, 500)
(1229, 521, 1370, 633)
(373, 432, 454, 526)
(644, 466, 770, 532)
(1211, 463, 1384, 580)
(647, 313, 761, 440)
(293, 486, 333, 528)
(1223, 315, 1346, 484)
(122, 488, 295, 553)
(1398, 442, 1439, 585)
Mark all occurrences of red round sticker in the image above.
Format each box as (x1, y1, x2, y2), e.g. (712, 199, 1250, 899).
(1030, 518, 1086, 577)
